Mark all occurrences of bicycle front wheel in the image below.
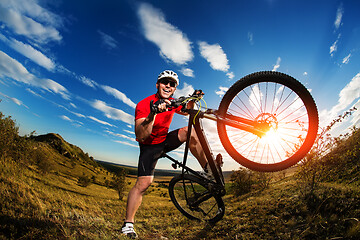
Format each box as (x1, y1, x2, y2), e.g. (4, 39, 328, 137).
(168, 174, 225, 223)
(218, 71, 318, 172)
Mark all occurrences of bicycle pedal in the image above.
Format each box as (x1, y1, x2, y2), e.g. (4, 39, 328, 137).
(171, 163, 178, 169)
(215, 154, 223, 167)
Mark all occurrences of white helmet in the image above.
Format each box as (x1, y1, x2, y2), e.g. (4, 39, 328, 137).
(157, 70, 179, 86)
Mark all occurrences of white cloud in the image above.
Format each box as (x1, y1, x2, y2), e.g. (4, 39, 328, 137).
(0, 0, 62, 44)
(70, 103, 77, 109)
(76, 76, 136, 109)
(100, 85, 136, 108)
(330, 34, 341, 57)
(0, 33, 55, 71)
(61, 115, 72, 122)
(334, 4, 344, 30)
(248, 32, 254, 45)
(98, 30, 118, 49)
(105, 130, 136, 142)
(272, 57, 281, 71)
(137, 2, 193, 65)
(173, 82, 194, 98)
(113, 140, 138, 148)
(351, 99, 360, 126)
(198, 41, 230, 72)
(0, 91, 28, 108)
(123, 129, 134, 135)
(322, 72, 360, 127)
(79, 76, 98, 89)
(330, 39, 338, 56)
(180, 68, 194, 78)
(60, 115, 83, 127)
(26, 88, 44, 99)
(91, 100, 134, 125)
(0, 51, 70, 99)
(227, 72, 235, 80)
(342, 53, 351, 64)
(88, 115, 115, 127)
(1, 0, 63, 27)
(215, 86, 229, 97)
(54, 103, 86, 119)
(337, 73, 360, 109)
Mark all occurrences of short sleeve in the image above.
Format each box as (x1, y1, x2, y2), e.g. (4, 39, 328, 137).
(135, 99, 150, 120)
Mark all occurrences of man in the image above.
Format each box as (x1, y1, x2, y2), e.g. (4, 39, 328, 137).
(121, 70, 209, 238)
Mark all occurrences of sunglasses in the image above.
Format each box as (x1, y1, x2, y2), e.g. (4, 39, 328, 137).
(158, 78, 177, 87)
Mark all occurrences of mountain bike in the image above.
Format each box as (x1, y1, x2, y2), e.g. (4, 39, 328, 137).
(160, 71, 319, 223)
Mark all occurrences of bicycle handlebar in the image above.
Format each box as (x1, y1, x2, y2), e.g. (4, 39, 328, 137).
(150, 90, 204, 114)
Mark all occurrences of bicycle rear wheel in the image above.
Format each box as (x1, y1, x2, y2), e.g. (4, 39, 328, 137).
(217, 71, 318, 172)
(168, 174, 225, 223)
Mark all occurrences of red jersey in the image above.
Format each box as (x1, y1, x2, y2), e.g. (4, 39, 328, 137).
(135, 94, 181, 145)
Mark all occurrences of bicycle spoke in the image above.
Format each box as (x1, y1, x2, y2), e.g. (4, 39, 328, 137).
(245, 86, 262, 114)
(234, 94, 256, 119)
(271, 83, 278, 114)
(228, 102, 254, 120)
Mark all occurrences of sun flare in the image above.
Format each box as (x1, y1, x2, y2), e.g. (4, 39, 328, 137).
(262, 128, 280, 143)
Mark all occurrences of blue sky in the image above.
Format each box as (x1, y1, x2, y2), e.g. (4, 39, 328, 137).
(1, 0, 360, 171)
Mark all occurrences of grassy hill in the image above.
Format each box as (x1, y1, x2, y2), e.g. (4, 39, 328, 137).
(0, 111, 359, 239)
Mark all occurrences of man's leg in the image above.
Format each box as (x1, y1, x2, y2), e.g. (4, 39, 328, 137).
(178, 126, 207, 168)
(124, 175, 153, 223)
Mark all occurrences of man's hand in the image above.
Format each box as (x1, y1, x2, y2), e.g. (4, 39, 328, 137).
(150, 99, 172, 114)
(191, 89, 204, 99)
(182, 90, 205, 112)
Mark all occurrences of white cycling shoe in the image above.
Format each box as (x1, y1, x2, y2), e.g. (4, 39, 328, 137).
(121, 222, 138, 239)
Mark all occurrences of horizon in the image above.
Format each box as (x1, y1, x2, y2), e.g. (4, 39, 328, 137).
(1, 0, 360, 171)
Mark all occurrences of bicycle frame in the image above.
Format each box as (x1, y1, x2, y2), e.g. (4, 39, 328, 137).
(161, 106, 269, 196)
(161, 110, 224, 202)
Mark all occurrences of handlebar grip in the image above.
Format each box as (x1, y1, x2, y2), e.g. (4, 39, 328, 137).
(150, 97, 188, 114)
(150, 99, 167, 114)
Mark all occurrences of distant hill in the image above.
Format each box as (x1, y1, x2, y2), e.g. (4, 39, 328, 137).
(96, 159, 234, 181)
(23, 132, 113, 186)
(96, 159, 180, 177)
(32, 133, 99, 167)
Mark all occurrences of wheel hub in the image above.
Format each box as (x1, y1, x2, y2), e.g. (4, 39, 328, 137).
(255, 113, 278, 136)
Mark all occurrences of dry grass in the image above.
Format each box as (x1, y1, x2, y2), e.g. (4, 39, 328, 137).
(1, 153, 360, 239)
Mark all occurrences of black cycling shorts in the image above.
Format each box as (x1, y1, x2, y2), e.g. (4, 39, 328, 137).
(137, 129, 183, 176)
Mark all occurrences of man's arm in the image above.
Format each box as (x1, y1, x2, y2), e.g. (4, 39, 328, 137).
(135, 113, 155, 143)
(135, 100, 170, 143)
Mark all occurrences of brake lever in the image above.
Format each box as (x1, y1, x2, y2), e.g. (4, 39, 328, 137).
(191, 89, 204, 98)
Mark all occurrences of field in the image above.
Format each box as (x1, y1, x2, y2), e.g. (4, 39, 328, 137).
(2, 157, 359, 239)
(1, 111, 360, 239)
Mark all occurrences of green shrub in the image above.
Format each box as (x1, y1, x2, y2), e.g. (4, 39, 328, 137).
(77, 175, 91, 187)
(32, 148, 52, 173)
(110, 168, 127, 200)
(230, 168, 272, 196)
(0, 112, 36, 164)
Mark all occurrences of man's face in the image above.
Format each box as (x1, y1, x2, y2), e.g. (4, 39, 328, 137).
(156, 78, 177, 99)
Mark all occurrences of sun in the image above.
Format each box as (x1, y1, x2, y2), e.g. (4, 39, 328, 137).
(262, 128, 280, 143)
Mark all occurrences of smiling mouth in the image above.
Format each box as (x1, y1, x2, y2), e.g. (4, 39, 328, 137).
(163, 89, 171, 94)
